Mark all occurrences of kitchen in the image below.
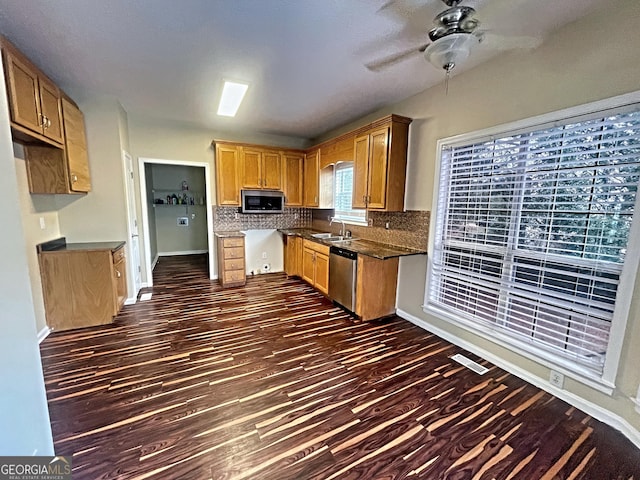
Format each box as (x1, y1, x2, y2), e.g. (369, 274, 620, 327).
(1, 0, 640, 477)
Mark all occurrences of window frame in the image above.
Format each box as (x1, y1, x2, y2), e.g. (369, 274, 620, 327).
(424, 91, 640, 392)
(332, 161, 368, 226)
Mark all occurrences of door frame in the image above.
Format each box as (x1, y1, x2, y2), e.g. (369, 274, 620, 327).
(121, 150, 142, 303)
(138, 157, 215, 286)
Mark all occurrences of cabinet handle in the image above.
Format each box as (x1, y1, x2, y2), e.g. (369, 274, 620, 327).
(71, 174, 78, 183)
(46, 117, 52, 128)
(314, 196, 318, 203)
(39, 114, 45, 127)
(116, 270, 121, 278)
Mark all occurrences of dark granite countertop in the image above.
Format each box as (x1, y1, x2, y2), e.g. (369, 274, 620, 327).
(37, 237, 125, 254)
(214, 231, 246, 238)
(278, 228, 427, 260)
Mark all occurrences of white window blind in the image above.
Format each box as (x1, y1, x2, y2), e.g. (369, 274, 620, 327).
(334, 162, 367, 224)
(427, 109, 640, 374)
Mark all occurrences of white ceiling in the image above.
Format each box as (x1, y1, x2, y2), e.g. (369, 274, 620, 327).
(0, 0, 609, 140)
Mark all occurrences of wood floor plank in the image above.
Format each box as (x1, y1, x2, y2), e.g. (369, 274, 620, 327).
(40, 254, 640, 479)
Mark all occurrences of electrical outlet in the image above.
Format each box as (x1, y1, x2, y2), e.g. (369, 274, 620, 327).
(368, 218, 373, 227)
(549, 370, 564, 388)
(39, 217, 46, 230)
(177, 217, 189, 227)
(262, 252, 268, 259)
(385, 221, 390, 230)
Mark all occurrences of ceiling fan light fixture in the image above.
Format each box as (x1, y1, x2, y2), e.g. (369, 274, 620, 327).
(424, 33, 479, 72)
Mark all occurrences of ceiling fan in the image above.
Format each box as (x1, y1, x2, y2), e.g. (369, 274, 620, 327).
(366, 0, 541, 80)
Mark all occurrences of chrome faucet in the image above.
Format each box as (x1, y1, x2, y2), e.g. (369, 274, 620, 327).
(330, 217, 346, 237)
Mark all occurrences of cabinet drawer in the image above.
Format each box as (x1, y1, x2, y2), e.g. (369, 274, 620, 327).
(224, 247, 244, 259)
(112, 247, 125, 263)
(224, 258, 244, 271)
(223, 237, 244, 248)
(223, 270, 245, 284)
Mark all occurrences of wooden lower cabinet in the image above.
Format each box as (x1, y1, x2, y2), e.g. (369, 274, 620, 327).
(301, 239, 329, 295)
(355, 255, 399, 321)
(39, 244, 127, 331)
(216, 233, 246, 288)
(283, 235, 302, 276)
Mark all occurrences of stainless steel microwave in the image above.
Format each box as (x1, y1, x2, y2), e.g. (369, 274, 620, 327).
(241, 190, 285, 214)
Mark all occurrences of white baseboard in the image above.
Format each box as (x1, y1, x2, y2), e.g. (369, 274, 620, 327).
(151, 254, 159, 271)
(396, 308, 640, 449)
(125, 297, 136, 306)
(37, 326, 51, 344)
(158, 250, 208, 256)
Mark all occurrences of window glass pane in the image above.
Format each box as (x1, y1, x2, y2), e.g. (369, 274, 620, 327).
(334, 162, 366, 223)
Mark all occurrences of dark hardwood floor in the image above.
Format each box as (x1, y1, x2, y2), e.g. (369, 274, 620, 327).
(40, 254, 640, 479)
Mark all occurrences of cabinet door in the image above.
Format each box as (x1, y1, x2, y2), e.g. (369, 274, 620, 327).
(62, 98, 91, 192)
(282, 152, 304, 206)
(241, 148, 262, 189)
(302, 247, 316, 285)
(262, 151, 282, 190)
(314, 252, 330, 295)
(215, 145, 240, 206)
(352, 134, 370, 209)
(39, 77, 64, 144)
(366, 127, 390, 209)
(4, 47, 42, 134)
(304, 150, 319, 207)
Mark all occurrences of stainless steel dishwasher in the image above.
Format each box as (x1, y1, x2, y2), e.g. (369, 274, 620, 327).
(329, 246, 357, 312)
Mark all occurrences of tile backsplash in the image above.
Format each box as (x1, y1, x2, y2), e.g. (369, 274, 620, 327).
(312, 210, 430, 250)
(213, 207, 312, 231)
(213, 206, 429, 251)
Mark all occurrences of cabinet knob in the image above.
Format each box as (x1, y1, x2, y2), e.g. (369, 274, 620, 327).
(116, 270, 121, 278)
(46, 117, 51, 128)
(71, 174, 78, 183)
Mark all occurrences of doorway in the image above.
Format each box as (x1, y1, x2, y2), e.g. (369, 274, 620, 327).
(138, 158, 214, 286)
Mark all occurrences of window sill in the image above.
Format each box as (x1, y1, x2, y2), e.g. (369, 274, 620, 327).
(422, 303, 616, 395)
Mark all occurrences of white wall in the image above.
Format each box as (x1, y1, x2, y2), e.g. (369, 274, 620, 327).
(0, 55, 53, 455)
(243, 230, 285, 274)
(13, 144, 62, 334)
(321, 0, 640, 433)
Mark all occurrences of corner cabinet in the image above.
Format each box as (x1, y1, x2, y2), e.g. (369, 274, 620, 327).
(302, 239, 329, 295)
(352, 115, 411, 211)
(283, 234, 303, 276)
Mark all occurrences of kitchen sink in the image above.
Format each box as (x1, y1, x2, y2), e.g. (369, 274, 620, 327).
(310, 233, 358, 243)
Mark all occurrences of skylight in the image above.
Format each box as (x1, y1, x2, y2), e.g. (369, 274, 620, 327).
(217, 81, 249, 117)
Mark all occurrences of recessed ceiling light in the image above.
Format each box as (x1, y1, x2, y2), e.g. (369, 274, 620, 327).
(217, 81, 249, 117)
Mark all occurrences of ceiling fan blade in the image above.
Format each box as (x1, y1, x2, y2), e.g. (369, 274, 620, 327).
(478, 32, 543, 51)
(365, 43, 430, 71)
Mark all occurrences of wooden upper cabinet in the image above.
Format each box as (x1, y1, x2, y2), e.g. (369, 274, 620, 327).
(4, 46, 41, 134)
(262, 151, 282, 189)
(351, 116, 411, 211)
(38, 77, 63, 144)
(2, 38, 63, 146)
(282, 151, 304, 206)
(240, 147, 282, 190)
(240, 147, 262, 189)
(62, 97, 91, 192)
(366, 127, 390, 209)
(215, 143, 241, 206)
(352, 134, 370, 209)
(304, 149, 320, 207)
